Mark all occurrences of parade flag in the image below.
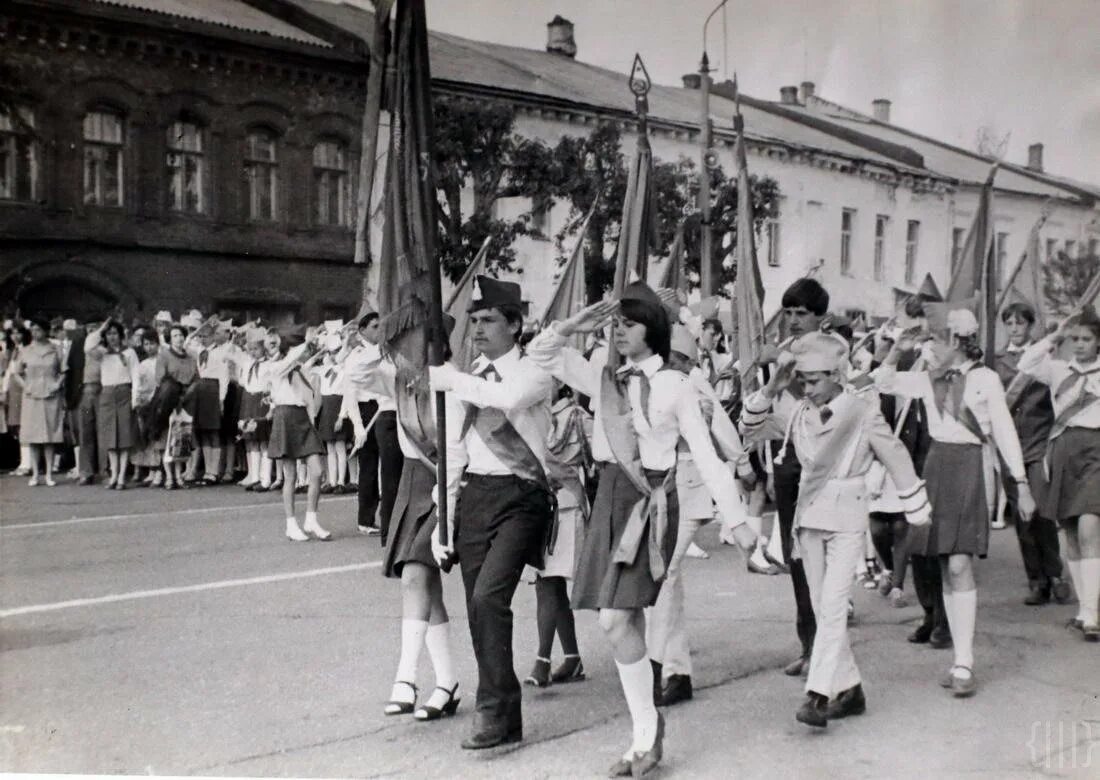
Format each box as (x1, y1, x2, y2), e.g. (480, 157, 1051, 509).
(658, 221, 687, 294)
(932, 164, 997, 365)
(375, 0, 453, 552)
(444, 236, 491, 370)
(542, 201, 599, 351)
(1076, 269, 1100, 312)
(998, 212, 1048, 339)
(732, 85, 766, 394)
(611, 72, 657, 295)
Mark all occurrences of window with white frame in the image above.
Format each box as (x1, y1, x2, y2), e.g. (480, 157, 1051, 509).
(840, 208, 855, 275)
(951, 227, 966, 277)
(167, 121, 206, 214)
(873, 215, 887, 281)
(313, 139, 349, 227)
(83, 110, 124, 206)
(766, 218, 780, 267)
(245, 129, 278, 222)
(905, 220, 920, 285)
(0, 107, 37, 202)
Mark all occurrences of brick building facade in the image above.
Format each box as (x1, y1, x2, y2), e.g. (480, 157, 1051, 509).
(1, 0, 370, 325)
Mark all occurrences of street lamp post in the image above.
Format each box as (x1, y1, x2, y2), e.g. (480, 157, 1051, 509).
(699, 0, 727, 297)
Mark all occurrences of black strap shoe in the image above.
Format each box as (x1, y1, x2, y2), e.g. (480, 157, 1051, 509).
(656, 674, 693, 707)
(908, 622, 933, 644)
(550, 654, 586, 684)
(630, 711, 664, 777)
(826, 684, 867, 719)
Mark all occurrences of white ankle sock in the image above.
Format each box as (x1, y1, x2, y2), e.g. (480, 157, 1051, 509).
(425, 622, 456, 689)
(952, 589, 977, 671)
(1078, 559, 1100, 625)
(396, 619, 429, 684)
(615, 657, 658, 755)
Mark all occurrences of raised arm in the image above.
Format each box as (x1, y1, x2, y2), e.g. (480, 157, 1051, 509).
(1015, 334, 1057, 386)
(434, 359, 553, 413)
(525, 324, 603, 398)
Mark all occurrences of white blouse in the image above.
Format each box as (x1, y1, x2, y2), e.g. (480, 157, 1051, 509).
(1016, 335, 1100, 430)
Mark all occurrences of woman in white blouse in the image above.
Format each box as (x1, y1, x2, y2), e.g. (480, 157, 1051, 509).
(86, 320, 139, 489)
(875, 309, 1035, 695)
(1016, 305, 1100, 642)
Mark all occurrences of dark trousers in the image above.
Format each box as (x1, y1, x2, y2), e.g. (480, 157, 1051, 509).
(1006, 461, 1063, 588)
(77, 383, 100, 478)
(774, 461, 817, 658)
(356, 404, 404, 540)
(869, 512, 910, 589)
(455, 474, 550, 729)
(911, 554, 949, 634)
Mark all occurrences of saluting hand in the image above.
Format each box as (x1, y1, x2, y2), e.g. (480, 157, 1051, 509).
(558, 300, 619, 337)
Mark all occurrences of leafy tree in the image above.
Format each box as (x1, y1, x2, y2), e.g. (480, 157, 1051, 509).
(430, 98, 781, 299)
(1043, 249, 1100, 317)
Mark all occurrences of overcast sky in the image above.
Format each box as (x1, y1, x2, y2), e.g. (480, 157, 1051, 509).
(405, 0, 1100, 185)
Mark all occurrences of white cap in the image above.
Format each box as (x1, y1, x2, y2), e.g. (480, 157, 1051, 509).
(154, 310, 173, 323)
(947, 308, 979, 338)
(62, 318, 78, 331)
(180, 312, 203, 330)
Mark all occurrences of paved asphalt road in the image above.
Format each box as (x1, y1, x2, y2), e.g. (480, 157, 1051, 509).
(2, 475, 1097, 778)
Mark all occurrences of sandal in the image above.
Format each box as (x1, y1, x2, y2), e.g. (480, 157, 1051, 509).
(414, 683, 460, 721)
(384, 681, 417, 716)
(524, 657, 551, 687)
(550, 654, 586, 684)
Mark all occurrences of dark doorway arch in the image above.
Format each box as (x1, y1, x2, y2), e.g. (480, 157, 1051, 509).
(18, 278, 118, 321)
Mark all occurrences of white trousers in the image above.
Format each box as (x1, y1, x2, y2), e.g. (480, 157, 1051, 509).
(646, 515, 705, 677)
(799, 527, 864, 697)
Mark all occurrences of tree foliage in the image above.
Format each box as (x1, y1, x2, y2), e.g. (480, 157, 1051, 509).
(1043, 249, 1100, 316)
(431, 96, 781, 300)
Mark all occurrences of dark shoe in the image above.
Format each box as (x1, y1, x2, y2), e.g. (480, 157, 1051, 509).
(1084, 624, 1100, 643)
(550, 654, 586, 684)
(294, 484, 307, 494)
(1051, 578, 1072, 604)
(826, 684, 866, 719)
(358, 524, 381, 536)
(414, 683, 460, 721)
(253, 484, 271, 493)
(795, 692, 828, 728)
(657, 674, 693, 707)
(320, 484, 334, 495)
(783, 656, 808, 677)
(762, 549, 790, 574)
(908, 623, 933, 644)
(524, 657, 551, 688)
(1067, 617, 1084, 633)
(650, 660, 662, 705)
(1024, 585, 1051, 606)
(950, 667, 977, 698)
(608, 757, 633, 778)
(629, 711, 664, 777)
(383, 681, 417, 716)
(77, 476, 94, 486)
(202, 476, 220, 486)
(929, 629, 953, 649)
(460, 723, 522, 750)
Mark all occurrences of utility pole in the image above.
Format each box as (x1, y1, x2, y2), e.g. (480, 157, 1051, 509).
(698, 51, 714, 296)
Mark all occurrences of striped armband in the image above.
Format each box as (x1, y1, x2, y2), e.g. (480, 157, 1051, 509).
(740, 393, 772, 431)
(898, 480, 929, 515)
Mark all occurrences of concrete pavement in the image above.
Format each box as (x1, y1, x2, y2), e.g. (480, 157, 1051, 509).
(1, 474, 1097, 777)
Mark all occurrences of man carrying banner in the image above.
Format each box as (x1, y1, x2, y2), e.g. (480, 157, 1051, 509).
(429, 276, 555, 749)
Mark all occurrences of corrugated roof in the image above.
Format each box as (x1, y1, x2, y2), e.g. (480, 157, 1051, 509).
(84, 0, 332, 47)
(287, 0, 931, 177)
(795, 99, 1092, 201)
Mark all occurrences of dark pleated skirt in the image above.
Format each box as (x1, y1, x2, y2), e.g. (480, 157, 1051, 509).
(267, 405, 324, 460)
(238, 391, 271, 442)
(571, 463, 678, 611)
(1043, 427, 1100, 525)
(922, 441, 989, 558)
(317, 394, 350, 443)
(193, 378, 222, 432)
(383, 459, 439, 579)
(96, 383, 136, 451)
(220, 381, 242, 438)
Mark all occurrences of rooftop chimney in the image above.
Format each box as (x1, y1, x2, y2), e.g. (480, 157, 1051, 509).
(872, 98, 891, 122)
(800, 81, 815, 102)
(779, 85, 799, 105)
(682, 73, 702, 89)
(1027, 143, 1044, 172)
(546, 15, 576, 59)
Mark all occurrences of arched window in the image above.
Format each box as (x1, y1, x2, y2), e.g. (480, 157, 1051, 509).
(83, 109, 125, 206)
(167, 120, 206, 214)
(245, 129, 277, 222)
(0, 107, 37, 202)
(313, 139, 349, 227)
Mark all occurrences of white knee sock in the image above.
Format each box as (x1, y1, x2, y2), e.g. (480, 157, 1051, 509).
(425, 622, 456, 689)
(615, 657, 659, 756)
(1079, 559, 1100, 626)
(941, 589, 957, 642)
(260, 453, 273, 487)
(952, 589, 977, 671)
(396, 619, 429, 685)
(1065, 559, 1085, 620)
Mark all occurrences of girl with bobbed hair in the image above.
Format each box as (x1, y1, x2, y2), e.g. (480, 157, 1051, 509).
(11, 318, 65, 486)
